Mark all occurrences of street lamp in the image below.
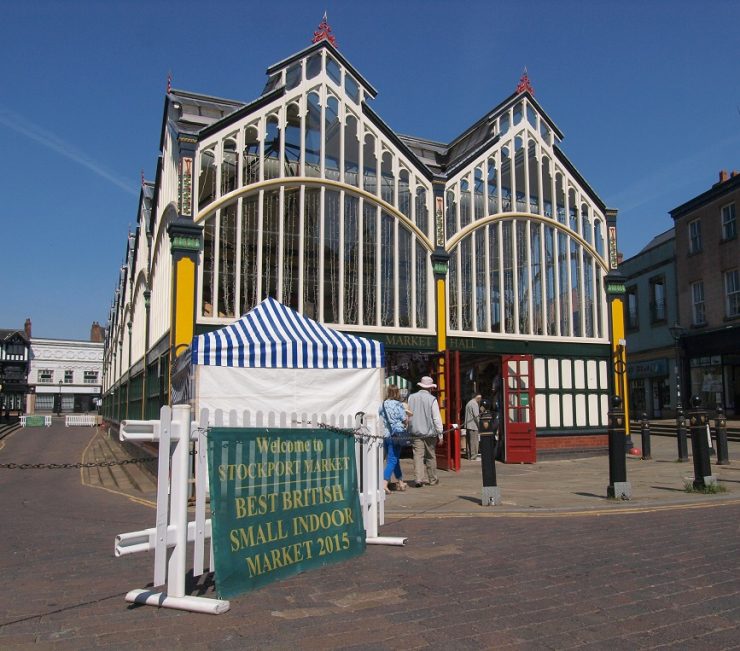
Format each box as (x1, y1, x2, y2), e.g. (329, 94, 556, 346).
(668, 323, 688, 461)
(57, 379, 63, 416)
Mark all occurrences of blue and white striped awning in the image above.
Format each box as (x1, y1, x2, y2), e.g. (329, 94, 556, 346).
(192, 298, 384, 369)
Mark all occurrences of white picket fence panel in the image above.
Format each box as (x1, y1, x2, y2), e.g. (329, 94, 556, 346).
(65, 414, 97, 427)
(20, 415, 52, 427)
(115, 405, 402, 616)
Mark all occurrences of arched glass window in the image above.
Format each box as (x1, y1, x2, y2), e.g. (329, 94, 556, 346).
(362, 201, 377, 324)
(487, 157, 498, 215)
(558, 230, 569, 334)
(556, 174, 566, 224)
(380, 150, 394, 205)
(415, 240, 427, 328)
(264, 115, 281, 180)
(303, 188, 321, 319)
(240, 195, 259, 314)
(568, 189, 578, 232)
(324, 190, 340, 322)
(514, 138, 526, 212)
(324, 95, 340, 181)
(475, 228, 486, 330)
(398, 223, 412, 327)
(202, 218, 215, 316)
(415, 185, 428, 233)
(219, 201, 236, 317)
(502, 221, 514, 332)
(527, 103, 537, 129)
(594, 219, 604, 257)
(285, 104, 301, 177)
(460, 177, 471, 228)
(542, 156, 553, 217)
(326, 56, 341, 86)
(446, 189, 456, 237)
(381, 212, 395, 326)
(474, 167, 484, 220)
(398, 168, 411, 218)
(517, 221, 529, 333)
(344, 195, 359, 324)
(262, 189, 280, 299)
(286, 63, 301, 90)
(198, 148, 216, 211)
(545, 225, 556, 334)
(344, 114, 359, 186)
(500, 113, 510, 137)
(363, 133, 377, 194)
(489, 222, 501, 332)
(345, 75, 360, 103)
(530, 223, 542, 334)
(501, 147, 511, 211)
(243, 125, 260, 185)
(527, 141, 539, 214)
(221, 139, 237, 195)
(513, 102, 523, 126)
(306, 53, 321, 79)
(282, 188, 300, 310)
(581, 204, 591, 244)
(306, 93, 322, 178)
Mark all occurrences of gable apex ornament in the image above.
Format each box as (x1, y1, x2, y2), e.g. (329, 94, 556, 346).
(312, 12, 337, 48)
(516, 68, 534, 95)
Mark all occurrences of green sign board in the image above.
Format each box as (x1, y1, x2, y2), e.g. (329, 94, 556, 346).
(24, 416, 47, 427)
(207, 427, 366, 598)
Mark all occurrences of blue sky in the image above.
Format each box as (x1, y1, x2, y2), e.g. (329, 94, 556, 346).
(1, 1, 739, 340)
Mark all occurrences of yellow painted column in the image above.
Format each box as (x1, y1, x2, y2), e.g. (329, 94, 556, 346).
(168, 219, 203, 403)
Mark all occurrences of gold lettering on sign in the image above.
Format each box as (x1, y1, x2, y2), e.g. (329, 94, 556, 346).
(180, 157, 193, 217)
(435, 196, 445, 247)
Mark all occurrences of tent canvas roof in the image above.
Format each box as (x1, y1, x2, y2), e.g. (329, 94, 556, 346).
(192, 298, 384, 370)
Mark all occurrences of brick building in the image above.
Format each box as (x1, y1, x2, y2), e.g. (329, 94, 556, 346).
(671, 170, 740, 414)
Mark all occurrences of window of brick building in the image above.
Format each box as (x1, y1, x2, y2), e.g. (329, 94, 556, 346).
(84, 370, 98, 384)
(725, 269, 740, 318)
(721, 203, 736, 241)
(691, 281, 706, 325)
(626, 285, 639, 330)
(689, 219, 702, 254)
(38, 369, 53, 383)
(649, 275, 666, 323)
(64, 370, 73, 384)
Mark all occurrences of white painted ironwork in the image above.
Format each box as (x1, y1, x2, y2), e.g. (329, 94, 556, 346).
(65, 414, 97, 427)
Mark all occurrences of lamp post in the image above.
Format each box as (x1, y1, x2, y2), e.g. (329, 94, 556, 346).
(57, 379, 63, 416)
(668, 323, 689, 461)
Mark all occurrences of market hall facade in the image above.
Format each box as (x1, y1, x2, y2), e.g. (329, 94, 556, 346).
(102, 23, 623, 461)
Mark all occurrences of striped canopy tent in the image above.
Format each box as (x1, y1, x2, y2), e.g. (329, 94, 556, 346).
(190, 298, 385, 422)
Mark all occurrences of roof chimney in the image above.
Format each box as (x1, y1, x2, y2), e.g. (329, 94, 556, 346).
(24, 318, 32, 339)
(719, 170, 729, 183)
(90, 321, 104, 343)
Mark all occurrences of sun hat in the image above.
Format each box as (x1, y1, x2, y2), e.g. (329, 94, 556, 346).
(417, 376, 437, 389)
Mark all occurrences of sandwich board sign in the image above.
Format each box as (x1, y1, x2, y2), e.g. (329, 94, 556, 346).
(207, 427, 366, 598)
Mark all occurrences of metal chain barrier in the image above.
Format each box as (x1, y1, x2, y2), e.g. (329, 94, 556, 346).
(0, 457, 157, 470)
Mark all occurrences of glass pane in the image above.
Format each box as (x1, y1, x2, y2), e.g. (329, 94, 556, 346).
(344, 195, 359, 324)
(323, 190, 340, 323)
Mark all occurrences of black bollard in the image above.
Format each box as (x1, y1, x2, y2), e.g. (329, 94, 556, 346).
(640, 412, 652, 460)
(479, 413, 501, 506)
(607, 396, 631, 499)
(688, 396, 716, 489)
(715, 405, 730, 465)
(676, 408, 689, 462)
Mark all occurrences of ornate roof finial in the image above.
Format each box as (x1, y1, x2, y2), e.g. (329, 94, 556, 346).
(141, 169, 145, 187)
(312, 11, 337, 48)
(516, 67, 534, 95)
(166, 71, 172, 93)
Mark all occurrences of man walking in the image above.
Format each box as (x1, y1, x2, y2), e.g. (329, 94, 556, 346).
(407, 376, 443, 487)
(464, 393, 482, 460)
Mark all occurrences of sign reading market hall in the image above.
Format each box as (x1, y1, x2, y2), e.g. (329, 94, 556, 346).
(207, 427, 365, 598)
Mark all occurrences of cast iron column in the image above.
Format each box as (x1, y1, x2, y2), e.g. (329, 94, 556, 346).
(607, 395, 631, 499)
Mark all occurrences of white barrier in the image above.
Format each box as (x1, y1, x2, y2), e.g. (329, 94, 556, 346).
(116, 406, 401, 615)
(65, 414, 97, 427)
(20, 415, 52, 427)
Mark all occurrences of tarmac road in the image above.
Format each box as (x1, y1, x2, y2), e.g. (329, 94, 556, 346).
(1, 423, 738, 650)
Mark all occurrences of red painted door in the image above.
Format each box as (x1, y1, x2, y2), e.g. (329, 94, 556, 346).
(502, 354, 536, 463)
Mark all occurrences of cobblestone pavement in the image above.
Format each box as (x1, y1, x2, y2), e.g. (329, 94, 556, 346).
(1, 424, 738, 649)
